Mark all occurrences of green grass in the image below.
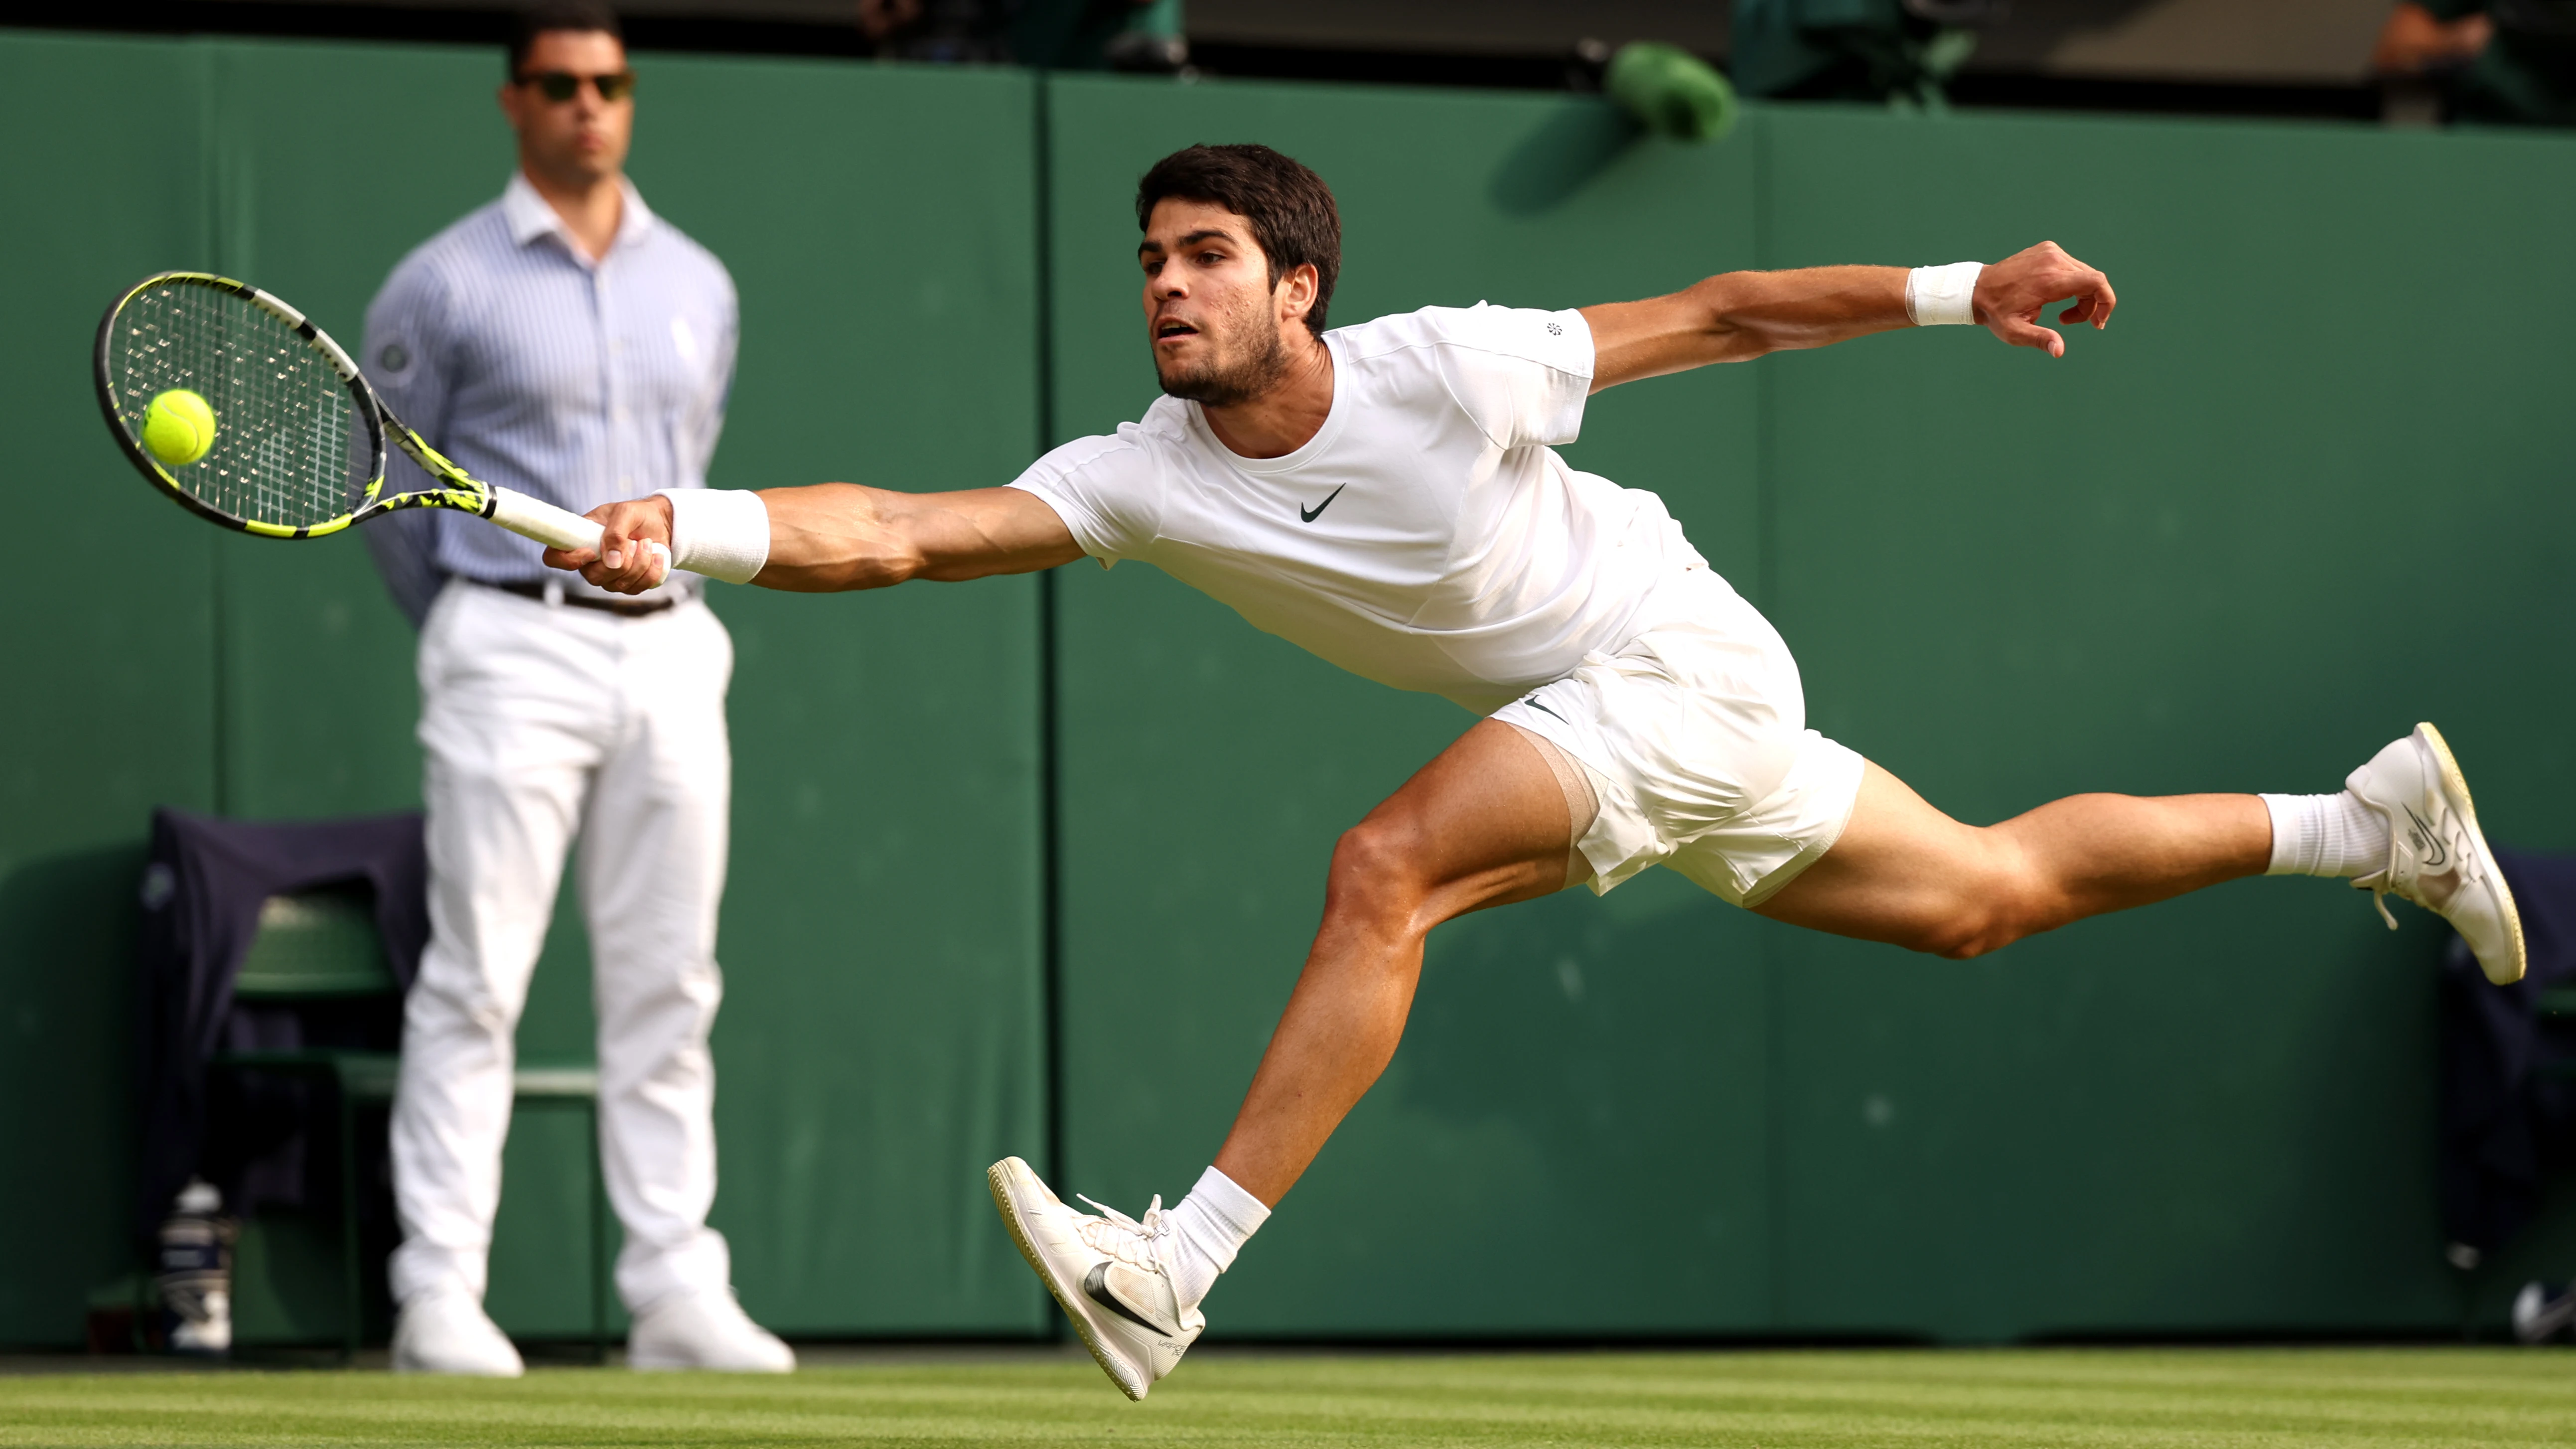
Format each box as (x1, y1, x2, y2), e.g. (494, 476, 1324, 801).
(1, 1347, 2570, 1448)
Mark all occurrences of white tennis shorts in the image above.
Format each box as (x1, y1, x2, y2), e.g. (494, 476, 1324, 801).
(1489, 569, 1866, 909)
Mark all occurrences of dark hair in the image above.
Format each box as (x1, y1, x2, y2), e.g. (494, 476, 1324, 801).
(509, 0, 623, 76)
(1136, 145, 1341, 335)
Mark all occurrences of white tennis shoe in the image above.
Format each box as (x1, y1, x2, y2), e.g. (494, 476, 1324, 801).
(627, 1286, 795, 1373)
(391, 1289, 524, 1376)
(2345, 723, 2525, 985)
(2513, 1278, 2576, 1343)
(987, 1156, 1201, 1400)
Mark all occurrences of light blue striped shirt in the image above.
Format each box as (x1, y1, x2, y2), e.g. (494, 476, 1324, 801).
(361, 173, 737, 620)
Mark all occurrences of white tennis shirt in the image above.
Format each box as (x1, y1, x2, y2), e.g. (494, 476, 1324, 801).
(1011, 303, 1709, 715)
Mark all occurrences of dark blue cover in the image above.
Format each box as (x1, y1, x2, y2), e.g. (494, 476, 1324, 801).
(2440, 849, 2576, 1253)
(133, 808, 428, 1244)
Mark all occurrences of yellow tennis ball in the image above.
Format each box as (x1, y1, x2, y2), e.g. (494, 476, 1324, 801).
(142, 389, 216, 467)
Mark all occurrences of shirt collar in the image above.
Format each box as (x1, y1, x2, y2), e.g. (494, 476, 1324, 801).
(501, 170, 657, 258)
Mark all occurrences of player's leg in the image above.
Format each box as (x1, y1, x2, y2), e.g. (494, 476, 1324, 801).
(577, 599, 792, 1373)
(1751, 761, 2270, 958)
(1211, 718, 1584, 1201)
(389, 584, 601, 1376)
(1755, 722, 2524, 983)
(988, 716, 1578, 1399)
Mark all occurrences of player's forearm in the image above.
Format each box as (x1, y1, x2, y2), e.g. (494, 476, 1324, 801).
(1585, 242, 2117, 384)
(562, 481, 1080, 594)
(750, 483, 933, 591)
(753, 482, 1082, 591)
(1583, 266, 1909, 387)
(1702, 266, 1915, 357)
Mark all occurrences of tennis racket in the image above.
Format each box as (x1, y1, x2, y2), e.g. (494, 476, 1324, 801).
(93, 271, 668, 580)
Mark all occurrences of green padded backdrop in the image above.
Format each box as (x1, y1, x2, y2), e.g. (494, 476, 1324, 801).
(1756, 108, 2576, 1340)
(5, 30, 2576, 1348)
(1042, 78, 2576, 1341)
(0, 31, 1047, 1345)
(0, 31, 219, 1352)
(1043, 75, 1778, 1335)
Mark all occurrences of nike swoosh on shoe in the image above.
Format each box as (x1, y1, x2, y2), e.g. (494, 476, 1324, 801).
(2405, 805, 2448, 869)
(2346, 723, 2525, 985)
(1083, 1264, 1172, 1336)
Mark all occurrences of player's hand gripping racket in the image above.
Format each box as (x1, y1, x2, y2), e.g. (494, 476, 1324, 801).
(93, 272, 669, 582)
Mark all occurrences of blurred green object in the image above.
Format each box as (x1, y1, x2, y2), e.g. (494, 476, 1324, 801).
(1729, 0, 1984, 110)
(1606, 41, 1740, 143)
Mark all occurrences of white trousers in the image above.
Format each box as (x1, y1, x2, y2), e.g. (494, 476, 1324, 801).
(389, 581, 735, 1314)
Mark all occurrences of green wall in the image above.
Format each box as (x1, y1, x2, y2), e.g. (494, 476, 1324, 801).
(1044, 76, 1778, 1335)
(1756, 110, 2576, 1339)
(0, 31, 1046, 1346)
(5, 28, 2576, 1349)
(0, 34, 214, 1349)
(1039, 84, 2576, 1341)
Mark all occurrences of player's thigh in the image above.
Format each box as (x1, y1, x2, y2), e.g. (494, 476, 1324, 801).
(1336, 719, 1577, 921)
(1750, 759, 2018, 951)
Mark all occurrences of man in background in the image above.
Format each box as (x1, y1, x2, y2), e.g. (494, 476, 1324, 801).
(2375, 1, 2576, 126)
(361, 0, 792, 1375)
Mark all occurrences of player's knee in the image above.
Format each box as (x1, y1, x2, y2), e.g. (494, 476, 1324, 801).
(1900, 852, 2051, 960)
(1911, 913, 2016, 960)
(1899, 908, 2017, 960)
(1324, 821, 1430, 933)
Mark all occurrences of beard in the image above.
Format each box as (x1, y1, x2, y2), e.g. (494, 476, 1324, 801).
(1155, 313, 1291, 407)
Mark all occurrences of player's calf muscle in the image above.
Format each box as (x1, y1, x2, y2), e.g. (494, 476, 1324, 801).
(1893, 802, 2262, 957)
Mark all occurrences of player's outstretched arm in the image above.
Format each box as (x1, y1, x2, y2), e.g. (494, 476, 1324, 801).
(750, 484, 1081, 591)
(1582, 241, 2117, 391)
(549, 483, 1082, 594)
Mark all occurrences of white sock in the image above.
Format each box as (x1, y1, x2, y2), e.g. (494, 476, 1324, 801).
(2259, 791, 2390, 877)
(1162, 1165, 1269, 1312)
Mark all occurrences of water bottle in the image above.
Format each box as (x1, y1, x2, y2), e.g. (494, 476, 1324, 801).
(157, 1179, 233, 1356)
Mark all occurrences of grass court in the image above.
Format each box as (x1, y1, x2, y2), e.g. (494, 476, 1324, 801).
(2, 1346, 2568, 1447)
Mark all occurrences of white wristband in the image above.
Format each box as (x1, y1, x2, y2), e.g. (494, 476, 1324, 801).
(1906, 261, 1984, 327)
(656, 487, 770, 585)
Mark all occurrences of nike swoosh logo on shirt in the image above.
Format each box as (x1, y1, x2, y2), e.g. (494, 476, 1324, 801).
(1299, 484, 1347, 523)
(1082, 1263, 1171, 1336)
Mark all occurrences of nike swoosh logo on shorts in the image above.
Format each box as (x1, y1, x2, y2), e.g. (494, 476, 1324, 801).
(1299, 484, 1347, 523)
(1082, 1264, 1171, 1336)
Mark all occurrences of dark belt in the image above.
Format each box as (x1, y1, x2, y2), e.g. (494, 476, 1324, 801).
(485, 579, 678, 618)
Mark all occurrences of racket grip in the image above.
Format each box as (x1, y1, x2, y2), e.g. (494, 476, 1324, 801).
(487, 487, 673, 588)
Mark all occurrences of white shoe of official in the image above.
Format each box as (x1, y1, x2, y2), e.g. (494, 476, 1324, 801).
(2346, 722, 2525, 985)
(987, 1156, 1202, 1400)
(627, 1287, 796, 1372)
(392, 1290, 524, 1376)
(2512, 1278, 2576, 1343)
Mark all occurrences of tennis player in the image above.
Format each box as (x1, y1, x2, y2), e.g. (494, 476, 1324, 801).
(554, 144, 2523, 1399)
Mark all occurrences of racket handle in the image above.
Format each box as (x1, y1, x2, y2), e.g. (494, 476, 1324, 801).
(487, 486, 672, 587)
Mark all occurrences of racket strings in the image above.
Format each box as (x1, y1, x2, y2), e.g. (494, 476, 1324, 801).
(109, 284, 359, 530)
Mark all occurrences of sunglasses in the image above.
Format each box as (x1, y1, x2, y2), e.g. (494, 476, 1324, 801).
(515, 70, 637, 103)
